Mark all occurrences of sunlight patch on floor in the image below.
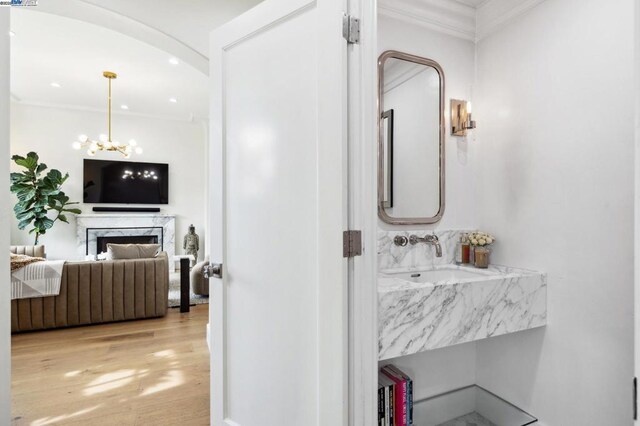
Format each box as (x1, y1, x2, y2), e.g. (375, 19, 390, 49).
(140, 370, 185, 396)
(32, 404, 102, 426)
(83, 369, 148, 396)
(153, 349, 176, 358)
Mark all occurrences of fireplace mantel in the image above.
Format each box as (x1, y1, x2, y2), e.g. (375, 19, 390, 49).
(76, 214, 176, 270)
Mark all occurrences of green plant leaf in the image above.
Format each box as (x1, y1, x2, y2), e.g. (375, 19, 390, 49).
(15, 200, 34, 214)
(58, 214, 68, 223)
(11, 154, 26, 166)
(46, 169, 63, 185)
(16, 187, 37, 202)
(10, 173, 30, 184)
(35, 163, 48, 175)
(12, 152, 39, 171)
(15, 209, 35, 221)
(62, 208, 82, 214)
(41, 217, 54, 230)
(18, 218, 32, 230)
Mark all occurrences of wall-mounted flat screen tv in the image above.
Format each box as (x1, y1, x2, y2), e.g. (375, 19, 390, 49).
(83, 159, 169, 204)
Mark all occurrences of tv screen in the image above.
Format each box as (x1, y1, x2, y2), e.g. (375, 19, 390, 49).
(83, 159, 169, 204)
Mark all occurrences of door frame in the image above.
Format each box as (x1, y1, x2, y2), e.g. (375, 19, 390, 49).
(345, 0, 378, 425)
(0, 8, 11, 425)
(635, 0, 640, 422)
(208, 0, 350, 424)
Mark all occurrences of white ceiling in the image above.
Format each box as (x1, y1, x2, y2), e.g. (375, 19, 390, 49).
(79, 0, 263, 58)
(10, 8, 209, 121)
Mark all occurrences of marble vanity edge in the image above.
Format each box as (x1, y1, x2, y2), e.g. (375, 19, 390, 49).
(378, 269, 547, 360)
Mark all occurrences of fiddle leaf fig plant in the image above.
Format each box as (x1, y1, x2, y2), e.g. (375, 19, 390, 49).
(10, 152, 82, 245)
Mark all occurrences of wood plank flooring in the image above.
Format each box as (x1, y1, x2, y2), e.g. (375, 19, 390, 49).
(11, 305, 210, 426)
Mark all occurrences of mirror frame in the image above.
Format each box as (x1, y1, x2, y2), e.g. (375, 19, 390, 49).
(377, 50, 445, 225)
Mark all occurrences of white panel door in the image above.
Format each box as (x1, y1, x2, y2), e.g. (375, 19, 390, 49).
(209, 0, 347, 425)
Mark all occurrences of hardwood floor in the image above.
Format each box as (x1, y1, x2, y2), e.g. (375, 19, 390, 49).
(11, 305, 210, 426)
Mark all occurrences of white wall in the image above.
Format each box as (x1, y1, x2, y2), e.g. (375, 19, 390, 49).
(377, 14, 478, 399)
(0, 8, 11, 426)
(9, 103, 207, 261)
(475, 0, 635, 424)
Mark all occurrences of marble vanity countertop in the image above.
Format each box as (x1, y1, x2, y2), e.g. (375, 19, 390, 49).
(378, 264, 547, 360)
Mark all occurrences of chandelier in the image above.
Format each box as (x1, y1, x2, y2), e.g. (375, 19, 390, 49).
(72, 71, 142, 158)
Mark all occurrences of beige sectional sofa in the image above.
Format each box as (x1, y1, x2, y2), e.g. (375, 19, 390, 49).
(10, 245, 169, 333)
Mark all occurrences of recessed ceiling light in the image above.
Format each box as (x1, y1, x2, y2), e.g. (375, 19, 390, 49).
(121, 105, 129, 110)
(8, 31, 15, 37)
(169, 57, 179, 65)
(169, 97, 177, 103)
(50, 82, 61, 88)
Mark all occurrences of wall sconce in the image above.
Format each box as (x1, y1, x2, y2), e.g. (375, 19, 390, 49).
(450, 99, 476, 136)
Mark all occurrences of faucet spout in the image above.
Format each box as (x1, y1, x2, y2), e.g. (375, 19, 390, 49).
(434, 242, 442, 257)
(409, 234, 442, 257)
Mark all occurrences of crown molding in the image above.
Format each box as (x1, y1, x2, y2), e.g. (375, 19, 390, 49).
(476, 0, 547, 41)
(378, 0, 476, 41)
(378, 0, 547, 43)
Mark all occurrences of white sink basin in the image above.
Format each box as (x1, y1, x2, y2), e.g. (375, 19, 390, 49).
(380, 265, 491, 284)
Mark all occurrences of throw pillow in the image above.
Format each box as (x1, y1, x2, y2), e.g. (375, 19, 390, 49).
(106, 243, 160, 260)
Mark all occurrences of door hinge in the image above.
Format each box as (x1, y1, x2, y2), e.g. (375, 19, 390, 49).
(342, 14, 360, 44)
(343, 230, 362, 258)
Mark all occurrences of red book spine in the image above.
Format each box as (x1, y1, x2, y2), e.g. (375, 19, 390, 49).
(382, 368, 407, 426)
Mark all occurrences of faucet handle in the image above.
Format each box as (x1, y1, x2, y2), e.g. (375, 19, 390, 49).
(393, 235, 408, 247)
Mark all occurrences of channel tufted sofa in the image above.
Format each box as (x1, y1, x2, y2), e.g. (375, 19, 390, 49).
(10, 245, 169, 333)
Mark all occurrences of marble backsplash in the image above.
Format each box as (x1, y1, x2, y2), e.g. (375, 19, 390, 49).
(378, 229, 472, 270)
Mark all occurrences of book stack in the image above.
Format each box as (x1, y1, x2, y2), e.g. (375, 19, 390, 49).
(378, 364, 413, 426)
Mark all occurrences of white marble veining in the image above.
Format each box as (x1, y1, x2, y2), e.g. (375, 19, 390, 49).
(378, 229, 470, 269)
(378, 264, 546, 360)
(76, 214, 176, 271)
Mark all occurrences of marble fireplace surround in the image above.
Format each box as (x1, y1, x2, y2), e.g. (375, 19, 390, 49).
(77, 214, 176, 271)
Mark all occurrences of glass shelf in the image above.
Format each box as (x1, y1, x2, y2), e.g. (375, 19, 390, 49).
(413, 385, 537, 426)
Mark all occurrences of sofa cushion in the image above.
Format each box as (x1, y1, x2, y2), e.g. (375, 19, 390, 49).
(11, 245, 46, 258)
(107, 243, 160, 260)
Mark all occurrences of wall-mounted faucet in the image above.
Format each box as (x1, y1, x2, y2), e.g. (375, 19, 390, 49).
(409, 234, 442, 257)
(393, 236, 408, 247)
